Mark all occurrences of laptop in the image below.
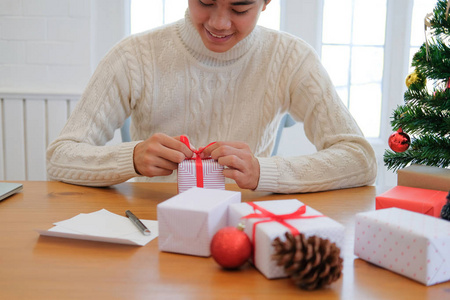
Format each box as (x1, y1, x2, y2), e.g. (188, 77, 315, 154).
(0, 182, 23, 201)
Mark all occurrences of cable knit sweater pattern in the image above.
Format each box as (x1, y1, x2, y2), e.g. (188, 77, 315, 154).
(46, 13, 377, 193)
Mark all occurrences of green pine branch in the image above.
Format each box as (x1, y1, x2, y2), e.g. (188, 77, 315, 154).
(431, 0, 450, 36)
(390, 104, 450, 136)
(412, 39, 450, 80)
(384, 0, 450, 172)
(383, 134, 450, 171)
(404, 87, 450, 110)
(403, 88, 430, 104)
(428, 89, 450, 109)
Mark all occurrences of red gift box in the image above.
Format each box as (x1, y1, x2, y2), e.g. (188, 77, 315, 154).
(375, 186, 447, 217)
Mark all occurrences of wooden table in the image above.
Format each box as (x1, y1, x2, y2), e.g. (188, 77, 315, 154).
(0, 182, 448, 299)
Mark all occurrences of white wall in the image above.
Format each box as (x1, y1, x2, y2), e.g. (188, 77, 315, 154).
(0, 0, 128, 180)
(0, 0, 129, 94)
(0, 0, 91, 93)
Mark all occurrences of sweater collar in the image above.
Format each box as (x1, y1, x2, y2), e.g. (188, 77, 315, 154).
(177, 10, 259, 65)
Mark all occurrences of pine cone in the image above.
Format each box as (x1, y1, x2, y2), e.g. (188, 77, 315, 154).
(272, 232, 343, 290)
(441, 191, 450, 221)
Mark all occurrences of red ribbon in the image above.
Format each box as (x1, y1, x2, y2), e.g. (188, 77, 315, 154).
(242, 202, 324, 251)
(180, 135, 216, 188)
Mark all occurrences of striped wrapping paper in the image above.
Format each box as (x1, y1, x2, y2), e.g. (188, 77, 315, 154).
(177, 158, 225, 193)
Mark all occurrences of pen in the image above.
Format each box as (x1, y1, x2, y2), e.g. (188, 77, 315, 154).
(126, 210, 151, 236)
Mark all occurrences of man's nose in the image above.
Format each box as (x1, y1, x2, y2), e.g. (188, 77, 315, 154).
(209, 10, 232, 31)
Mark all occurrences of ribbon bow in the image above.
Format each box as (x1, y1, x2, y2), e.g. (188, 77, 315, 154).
(242, 202, 324, 249)
(180, 135, 216, 188)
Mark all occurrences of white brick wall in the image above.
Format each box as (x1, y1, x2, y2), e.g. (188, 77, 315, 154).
(0, 0, 129, 180)
(0, 0, 130, 94)
(0, 0, 22, 15)
(0, 0, 92, 94)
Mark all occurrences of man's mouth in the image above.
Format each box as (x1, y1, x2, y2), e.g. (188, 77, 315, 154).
(206, 28, 233, 39)
(209, 31, 226, 38)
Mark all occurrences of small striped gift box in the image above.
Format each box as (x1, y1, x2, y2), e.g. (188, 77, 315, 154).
(177, 158, 225, 194)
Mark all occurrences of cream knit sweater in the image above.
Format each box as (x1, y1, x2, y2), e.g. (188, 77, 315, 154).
(46, 13, 377, 193)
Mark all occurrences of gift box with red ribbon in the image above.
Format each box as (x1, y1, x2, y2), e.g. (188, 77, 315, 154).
(228, 200, 345, 279)
(177, 136, 225, 194)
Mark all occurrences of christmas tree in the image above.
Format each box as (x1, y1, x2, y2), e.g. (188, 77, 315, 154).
(384, 0, 450, 172)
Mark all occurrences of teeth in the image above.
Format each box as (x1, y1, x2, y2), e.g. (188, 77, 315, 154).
(209, 31, 226, 38)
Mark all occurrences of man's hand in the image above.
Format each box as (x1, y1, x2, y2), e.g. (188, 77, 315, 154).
(200, 141, 260, 190)
(133, 133, 193, 177)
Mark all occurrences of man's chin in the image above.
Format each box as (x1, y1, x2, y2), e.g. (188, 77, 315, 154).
(202, 39, 237, 53)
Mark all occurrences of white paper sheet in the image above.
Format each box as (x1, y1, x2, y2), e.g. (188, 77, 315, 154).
(37, 209, 158, 246)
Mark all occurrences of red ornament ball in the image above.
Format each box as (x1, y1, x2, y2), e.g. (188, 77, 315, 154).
(210, 226, 252, 269)
(388, 128, 410, 153)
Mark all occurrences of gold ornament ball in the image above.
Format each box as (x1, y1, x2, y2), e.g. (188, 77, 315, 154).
(405, 70, 426, 88)
(405, 72, 417, 87)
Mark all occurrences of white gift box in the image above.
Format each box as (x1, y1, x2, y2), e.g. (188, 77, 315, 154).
(354, 208, 450, 286)
(157, 187, 241, 257)
(177, 158, 225, 194)
(228, 199, 345, 279)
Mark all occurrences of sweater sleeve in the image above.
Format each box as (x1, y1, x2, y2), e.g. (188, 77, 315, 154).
(46, 37, 142, 186)
(255, 48, 377, 193)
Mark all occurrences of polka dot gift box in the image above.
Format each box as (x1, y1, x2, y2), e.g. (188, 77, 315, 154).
(354, 208, 450, 286)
